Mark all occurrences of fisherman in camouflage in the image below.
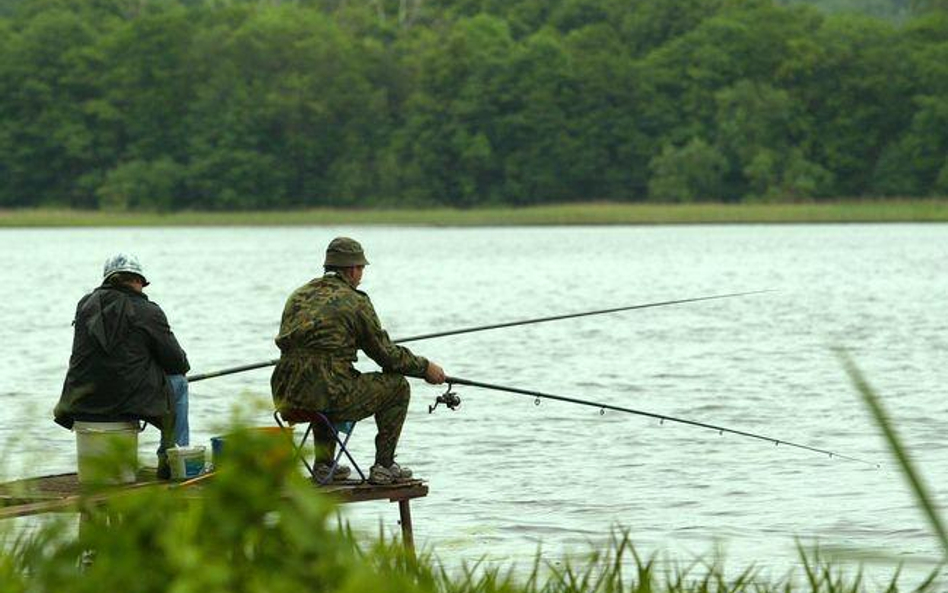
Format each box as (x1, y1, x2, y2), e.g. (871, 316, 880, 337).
(271, 237, 446, 485)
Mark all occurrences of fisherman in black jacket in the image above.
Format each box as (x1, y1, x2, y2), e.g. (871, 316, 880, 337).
(55, 253, 190, 479)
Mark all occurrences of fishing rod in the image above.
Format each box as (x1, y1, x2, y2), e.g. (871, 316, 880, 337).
(430, 376, 879, 468)
(187, 289, 771, 383)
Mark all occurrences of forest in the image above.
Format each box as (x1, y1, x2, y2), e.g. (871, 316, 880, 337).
(2, 0, 948, 210)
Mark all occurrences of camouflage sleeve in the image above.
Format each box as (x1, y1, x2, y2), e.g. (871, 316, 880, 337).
(356, 297, 428, 377)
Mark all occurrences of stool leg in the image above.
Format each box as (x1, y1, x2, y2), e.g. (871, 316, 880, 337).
(274, 412, 316, 479)
(315, 413, 366, 484)
(298, 423, 315, 478)
(316, 416, 343, 486)
(336, 431, 366, 482)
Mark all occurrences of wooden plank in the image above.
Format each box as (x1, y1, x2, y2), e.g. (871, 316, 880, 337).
(332, 483, 428, 504)
(0, 473, 428, 519)
(0, 473, 80, 499)
(0, 494, 65, 504)
(0, 483, 162, 519)
(0, 496, 85, 519)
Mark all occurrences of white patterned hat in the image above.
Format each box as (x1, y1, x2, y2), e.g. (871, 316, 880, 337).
(103, 253, 149, 286)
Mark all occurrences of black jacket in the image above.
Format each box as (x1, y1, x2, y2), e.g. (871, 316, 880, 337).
(54, 285, 189, 428)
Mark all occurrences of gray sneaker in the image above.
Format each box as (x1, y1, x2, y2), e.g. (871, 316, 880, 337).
(313, 463, 351, 483)
(369, 462, 412, 485)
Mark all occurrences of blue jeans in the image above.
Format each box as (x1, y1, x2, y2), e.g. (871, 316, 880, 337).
(157, 375, 189, 459)
(168, 374, 189, 446)
(153, 375, 191, 477)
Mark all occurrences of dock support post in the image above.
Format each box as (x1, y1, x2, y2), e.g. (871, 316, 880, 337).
(398, 499, 415, 558)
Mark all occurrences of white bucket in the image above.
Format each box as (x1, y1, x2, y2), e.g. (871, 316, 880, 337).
(167, 446, 206, 481)
(73, 421, 140, 485)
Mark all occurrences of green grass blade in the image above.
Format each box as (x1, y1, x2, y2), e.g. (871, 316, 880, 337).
(838, 350, 948, 556)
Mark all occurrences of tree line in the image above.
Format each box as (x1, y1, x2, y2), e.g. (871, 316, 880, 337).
(2, 0, 948, 210)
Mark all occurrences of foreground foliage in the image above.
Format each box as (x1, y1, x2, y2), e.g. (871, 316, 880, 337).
(0, 416, 942, 592)
(2, 0, 948, 209)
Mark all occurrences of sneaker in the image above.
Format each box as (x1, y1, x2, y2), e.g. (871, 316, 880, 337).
(369, 462, 412, 485)
(391, 462, 412, 480)
(313, 463, 351, 483)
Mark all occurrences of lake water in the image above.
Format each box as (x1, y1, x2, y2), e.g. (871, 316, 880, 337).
(1, 224, 946, 585)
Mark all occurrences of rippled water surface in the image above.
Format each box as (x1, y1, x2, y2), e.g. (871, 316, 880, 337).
(2, 224, 947, 583)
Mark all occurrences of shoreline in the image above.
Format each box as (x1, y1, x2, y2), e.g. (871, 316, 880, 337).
(2, 200, 948, 227)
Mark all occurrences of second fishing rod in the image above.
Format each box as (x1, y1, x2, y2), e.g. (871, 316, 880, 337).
(187, 289, 771, 382)
(427, 376, 880, 468)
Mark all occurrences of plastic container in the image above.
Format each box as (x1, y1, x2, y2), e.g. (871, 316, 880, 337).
(167, 446, 206, 481)
(73, 421, 140, 485)
(210, 426, 294, 468)
(210, 436, 225, 461)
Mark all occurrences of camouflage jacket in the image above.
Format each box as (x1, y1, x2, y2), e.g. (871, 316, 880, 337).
(271, 272, 428, 411)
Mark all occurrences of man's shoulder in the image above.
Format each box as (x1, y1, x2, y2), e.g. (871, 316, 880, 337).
(325, 279, 373, 318)
(121, 289, 166, 320)
(318, 275, 370, 300)
(290, 276, 344, 299)
(76, 290, 95, 308)
(81, 285, 150, 311)
(95, 285, 151, 302)
(334, 282, 371, 308)
(286, 275, 367, 309)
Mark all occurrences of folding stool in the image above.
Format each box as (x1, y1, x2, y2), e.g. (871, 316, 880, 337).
(273, 410, 366, 485)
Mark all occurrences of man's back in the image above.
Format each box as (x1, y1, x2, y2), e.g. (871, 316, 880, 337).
(55, 284, 189, 428)
(275, 274, 364, 363)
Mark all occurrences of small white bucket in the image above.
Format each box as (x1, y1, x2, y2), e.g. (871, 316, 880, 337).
(73, 421, 140, 485)
(167, 446, 206, 481)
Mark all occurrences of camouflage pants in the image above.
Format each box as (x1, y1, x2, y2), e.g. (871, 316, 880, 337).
(314, 372, 410, 467)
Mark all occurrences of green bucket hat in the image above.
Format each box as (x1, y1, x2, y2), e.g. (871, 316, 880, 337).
(324, 237, 369, 267)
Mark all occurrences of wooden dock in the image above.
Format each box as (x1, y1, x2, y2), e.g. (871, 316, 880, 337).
(0, 471, 428, 553)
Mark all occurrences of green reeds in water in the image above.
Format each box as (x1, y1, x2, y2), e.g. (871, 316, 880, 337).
(0, 366, 945, 593)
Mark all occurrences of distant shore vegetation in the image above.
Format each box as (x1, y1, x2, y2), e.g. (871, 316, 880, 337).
(2, 201, 948, 227)
(2, 0, 948, 212)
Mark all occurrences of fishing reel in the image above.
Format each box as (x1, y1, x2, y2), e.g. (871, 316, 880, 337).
(428, 384, 461, 414)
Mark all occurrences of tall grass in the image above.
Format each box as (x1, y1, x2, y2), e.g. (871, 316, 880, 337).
(0, 366, 944, 593)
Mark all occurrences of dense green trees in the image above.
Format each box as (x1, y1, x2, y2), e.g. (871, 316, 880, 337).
(0, 0, 947, 209)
